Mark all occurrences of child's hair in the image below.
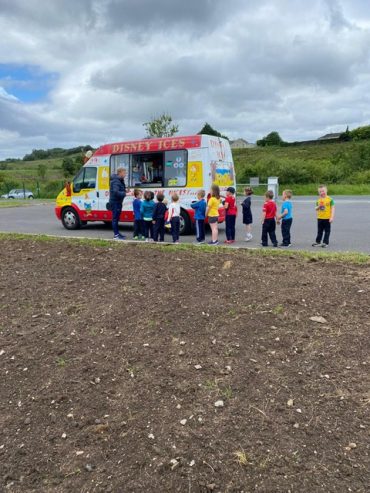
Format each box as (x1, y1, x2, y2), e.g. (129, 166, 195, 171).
(265, 190, 274, 200)
(197, 189, 206, 198)
(171, 192, 179, 202)
(156, 192, 165, 202)
(319, 184, 327, 191)
(284, 189, 292, 199)
(144, 190, 154, 201)
(244, 187, 253, 195)
(134, 188, 142, 198)
(211, 184, 220, 199)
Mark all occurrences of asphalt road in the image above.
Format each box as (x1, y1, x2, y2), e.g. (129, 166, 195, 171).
(1, 197, 370, 253)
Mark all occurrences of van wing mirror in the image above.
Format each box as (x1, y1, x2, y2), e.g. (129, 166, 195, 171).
(73, 184, 81, 193)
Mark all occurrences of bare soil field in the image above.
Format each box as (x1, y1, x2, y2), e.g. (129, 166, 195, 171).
(0, 237, 369, 493)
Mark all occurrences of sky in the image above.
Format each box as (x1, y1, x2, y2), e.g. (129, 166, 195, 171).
(1, 0, 370, 159)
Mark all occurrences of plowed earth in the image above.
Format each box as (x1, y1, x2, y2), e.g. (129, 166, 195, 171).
(0, 238, 369, 492)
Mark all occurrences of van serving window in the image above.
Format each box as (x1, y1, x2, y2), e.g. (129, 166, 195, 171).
(110, 150, 187, 188)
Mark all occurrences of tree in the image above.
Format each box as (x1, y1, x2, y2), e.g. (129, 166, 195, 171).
(143, 113, 179, 138)
(37, 163, 47, 180)
(257, 131, 285, 147)
(61, 157, 75, 178)
(198, 122, 229, 140)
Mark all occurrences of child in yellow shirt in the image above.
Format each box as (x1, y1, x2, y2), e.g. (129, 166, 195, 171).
(206, 184, 221, 246)
(312, 185, 335, 248)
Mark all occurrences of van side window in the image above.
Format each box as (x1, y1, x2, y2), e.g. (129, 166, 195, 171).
(164, 150, 187, 187)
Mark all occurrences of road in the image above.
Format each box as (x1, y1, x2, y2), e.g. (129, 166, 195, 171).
(0, 197, 369, 253)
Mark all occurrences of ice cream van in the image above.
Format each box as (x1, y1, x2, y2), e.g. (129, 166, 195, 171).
(55, 134, 236, 234)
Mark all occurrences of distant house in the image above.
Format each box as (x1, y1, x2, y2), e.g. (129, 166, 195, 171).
(317, 132, 342, 141)
(230, 138, 256, 149)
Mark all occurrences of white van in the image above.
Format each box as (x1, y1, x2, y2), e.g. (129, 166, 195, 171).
(55, 134, 236, 234)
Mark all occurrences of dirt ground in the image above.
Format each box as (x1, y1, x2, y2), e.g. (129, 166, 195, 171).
(0, 237, 369, 493)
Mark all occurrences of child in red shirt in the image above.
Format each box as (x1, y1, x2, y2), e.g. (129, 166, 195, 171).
(224, 186, 237, 243)
(261, 190, 278, 247)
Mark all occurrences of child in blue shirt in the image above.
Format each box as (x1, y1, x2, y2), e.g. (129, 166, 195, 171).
(132, 189, 144, 240)
(277, 190, 293, 247)
(191, 189, 206, 244)
(140, 190, 155, 241)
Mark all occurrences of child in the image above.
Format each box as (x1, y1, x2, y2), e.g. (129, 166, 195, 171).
(191, 189, 206, 244)
(152, 192, 167, 242)
(224, 186, 237, 244)
(140, 190, 155, 242)
(167, 193, 181, 243)
(312, 185, 335, 248)
(132, 189, 144, 240)
(206, 184, 221, 246)
(277, 190, 293, 247)
(261, 190, 278, 247)
(241, 187, 253, 241)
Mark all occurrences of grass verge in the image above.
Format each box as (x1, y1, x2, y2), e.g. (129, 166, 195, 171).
(0, 199, 55, 208)
(0, 232, 369, 264)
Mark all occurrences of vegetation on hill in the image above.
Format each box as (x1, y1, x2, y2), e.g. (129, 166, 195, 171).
(234, 139, 370, 191)
(1, 125, 370, 198)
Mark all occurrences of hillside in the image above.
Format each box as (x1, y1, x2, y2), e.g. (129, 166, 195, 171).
(1, 139, 370, 197)
(233, 140, 370, 187)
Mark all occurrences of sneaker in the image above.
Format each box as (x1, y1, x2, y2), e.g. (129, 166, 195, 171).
(229, 240, 236, 243)
(321, 243, 328, 248)
(208, 240, 219, 246)
(312, 242, 321, 247)
(261, 243, 268, 247)
(133, 236, 139, 240)
(114, 235, 125, 241)
(245, 236, 252, 242)
(198, 240, 205, 244)
(224, 240, 231, 244)
(273, 243, 278, 247)
(145, 238, 149, 242)
(279, 243, 291, 247)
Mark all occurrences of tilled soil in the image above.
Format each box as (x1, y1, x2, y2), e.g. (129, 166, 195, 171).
(0, 237, 369, 493)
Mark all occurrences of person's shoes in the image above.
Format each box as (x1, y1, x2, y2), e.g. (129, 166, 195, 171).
(198, 240, 205, 244)
(208, 240, 219, 246)
(280, 243, 291, 247)
(145, 238, 149, 242)
(260, 243, 268, 247)
(321, 243, 328, 248)
(173, 241, 179, 244)
(229, 240, 236, 243)
(133, 236, 139, 240)
(273, 243, 278, 247)
(312, 242, 321, 247)
(114, 235, 125, 240)
(224, 240, 231, 244)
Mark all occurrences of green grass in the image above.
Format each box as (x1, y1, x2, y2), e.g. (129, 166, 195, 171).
(0, 232, 369, 264)
(0, 199, 55, 208)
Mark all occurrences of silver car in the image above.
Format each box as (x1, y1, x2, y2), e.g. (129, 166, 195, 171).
(1, 189, 34, 199)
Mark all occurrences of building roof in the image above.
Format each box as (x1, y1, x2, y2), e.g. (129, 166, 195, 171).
(317, 132, 342, 140)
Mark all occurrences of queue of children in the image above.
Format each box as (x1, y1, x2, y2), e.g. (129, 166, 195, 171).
(120, 184, 334, 248)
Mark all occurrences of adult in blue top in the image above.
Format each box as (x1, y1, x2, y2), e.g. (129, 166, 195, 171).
(109, 167, 127, 240)
(191, 190, 207, 244)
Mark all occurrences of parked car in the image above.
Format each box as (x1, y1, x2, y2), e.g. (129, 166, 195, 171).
(1, 189, 34, 199)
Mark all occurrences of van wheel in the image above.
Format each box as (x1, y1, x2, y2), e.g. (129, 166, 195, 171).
(180, 209, 192, 235)
(62, 207, 81, 230)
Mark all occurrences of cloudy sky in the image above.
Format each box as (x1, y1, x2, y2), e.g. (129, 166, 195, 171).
(1, 0, 370, 159)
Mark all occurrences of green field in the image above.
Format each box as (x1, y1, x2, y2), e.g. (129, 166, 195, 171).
(1, 138, 370, 197)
